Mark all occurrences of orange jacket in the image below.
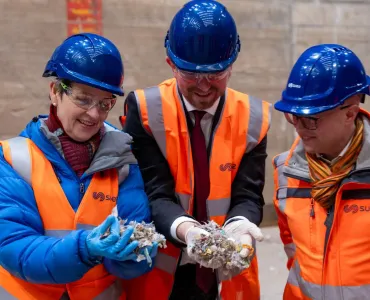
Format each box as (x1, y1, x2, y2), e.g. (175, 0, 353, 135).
(126, 78, 271, 300)
(273, 110, 370, 300)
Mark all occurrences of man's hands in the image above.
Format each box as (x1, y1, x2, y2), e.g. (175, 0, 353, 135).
(184, 226, 224, 269)
(176, 219, 263, 270)
(223, 218, 263, 258)
(177, 221, 223, 269)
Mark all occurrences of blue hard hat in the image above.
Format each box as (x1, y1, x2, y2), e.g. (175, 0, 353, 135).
(165, 0, 240, 73)
(43, 33, 124, 96)
(275, 44, 370, 115)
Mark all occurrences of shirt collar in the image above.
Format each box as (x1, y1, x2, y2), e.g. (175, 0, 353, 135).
(182, 96, 220, 116)
(317, 136, 353, 165)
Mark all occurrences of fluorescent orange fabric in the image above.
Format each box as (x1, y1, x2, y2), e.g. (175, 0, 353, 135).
(273, 110, 370, 300)
(0, 138, 120, 300)
(133, 78, 270, 300)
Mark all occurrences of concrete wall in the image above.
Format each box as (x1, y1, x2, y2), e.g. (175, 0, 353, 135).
(1, 0, 370, 225)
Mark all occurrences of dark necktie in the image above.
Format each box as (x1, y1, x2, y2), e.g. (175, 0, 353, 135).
(190, 110, 216, 294)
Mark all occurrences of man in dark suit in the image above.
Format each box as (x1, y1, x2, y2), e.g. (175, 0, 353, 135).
(120, 1, 271, 299)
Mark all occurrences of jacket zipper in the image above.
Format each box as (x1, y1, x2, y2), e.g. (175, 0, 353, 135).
(80, 183, 85, 194)
(309, 198, 317, 253)
(310, 198, 315, 218)
(284, 171, 333, 299)
(39, 128, 86, 202)
(321, 205, 334, 300)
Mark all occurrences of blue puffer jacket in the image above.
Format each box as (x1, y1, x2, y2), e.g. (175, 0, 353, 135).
(0, 116, 151, 284)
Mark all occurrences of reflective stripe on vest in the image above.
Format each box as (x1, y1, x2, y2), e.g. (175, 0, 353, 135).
(0, 137, 121, 299)
(245, 95, 271, 153)
(288, 259, 370, 300)
(284, 243, 296, 259)
(44, 224, 95, 238)
(3, 137, 32, 184)
(155, 251, 178, 274)
(274, 151, 289, 214)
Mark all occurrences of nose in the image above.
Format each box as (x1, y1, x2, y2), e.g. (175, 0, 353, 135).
(86, 105, 101, 120)
(197, 77, 211, 91)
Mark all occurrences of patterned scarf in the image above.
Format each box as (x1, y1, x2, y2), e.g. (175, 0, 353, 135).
(306, 117, 364, 209)
(45, 105, 103, 177)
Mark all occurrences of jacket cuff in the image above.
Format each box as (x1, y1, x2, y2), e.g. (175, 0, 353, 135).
(170, 216, 198, 244)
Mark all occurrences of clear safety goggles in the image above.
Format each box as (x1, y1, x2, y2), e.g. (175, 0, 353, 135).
(61, 82, 116, 113)
(174, 67, 231, 83)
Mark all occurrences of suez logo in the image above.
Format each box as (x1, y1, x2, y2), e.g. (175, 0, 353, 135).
(343, 204, 370, 214)
(288, 83, 301, 89)
(219, 163, 237, 171)
(93, 192, 117, 202)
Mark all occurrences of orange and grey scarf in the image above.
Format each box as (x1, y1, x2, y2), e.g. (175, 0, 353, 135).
(306, 117, 364, 209)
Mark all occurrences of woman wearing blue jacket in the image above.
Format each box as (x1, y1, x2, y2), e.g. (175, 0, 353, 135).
(0, 33, 155, 299)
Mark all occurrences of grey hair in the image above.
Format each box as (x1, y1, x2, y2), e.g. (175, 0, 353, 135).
(53, 78, 72, 95)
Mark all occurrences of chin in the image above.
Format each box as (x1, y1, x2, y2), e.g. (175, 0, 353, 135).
(72, 135, 91, 143)
(196, 98, 217, 109)
(70, 130, 95, 142)
(302, 144, 318, 154)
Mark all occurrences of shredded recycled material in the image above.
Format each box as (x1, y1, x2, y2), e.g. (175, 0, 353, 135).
(101, 219, 166, 266)
(190, 221, 252, 275)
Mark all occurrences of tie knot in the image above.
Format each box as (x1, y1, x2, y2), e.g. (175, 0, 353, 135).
(193, 110, 206, 125)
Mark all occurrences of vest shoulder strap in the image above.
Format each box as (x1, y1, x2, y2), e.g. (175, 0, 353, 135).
(273, 151, 290, 169)
(2, 136, 32, 185)
(245, 94, 272, 153)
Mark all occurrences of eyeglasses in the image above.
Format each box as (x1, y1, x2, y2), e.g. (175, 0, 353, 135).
(60, 82, 117, 113)
(284, 105, 351, 130)
(174, 68, 230, 83)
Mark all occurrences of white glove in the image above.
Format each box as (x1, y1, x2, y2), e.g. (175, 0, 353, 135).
(223, 218, 263, 258)
(185, 226, 223, 269)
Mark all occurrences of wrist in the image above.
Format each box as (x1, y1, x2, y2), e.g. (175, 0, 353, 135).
(78, 230, 103, 266)
(176, 221, 198, 243)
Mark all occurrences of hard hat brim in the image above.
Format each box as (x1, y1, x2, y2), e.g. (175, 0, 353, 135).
(166, 46, 238, 73)
(275, 75, 370, 116)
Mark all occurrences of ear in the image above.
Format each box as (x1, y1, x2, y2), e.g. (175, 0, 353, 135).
(346, 105, 360, 123)
(227, 65, 233, 81)
(49, 81, 60, 106)
(166, 57, 176, 71)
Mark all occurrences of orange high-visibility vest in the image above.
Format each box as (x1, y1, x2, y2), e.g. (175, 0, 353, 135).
(0, 137, 122, 300)
(273, 110, 370, 300)
(126, 78, 271, 300)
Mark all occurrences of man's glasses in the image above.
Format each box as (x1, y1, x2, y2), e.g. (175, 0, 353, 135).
(284, 105, 351, 130)
(60, 82, 116, 113)
(174, 68, 230, 83)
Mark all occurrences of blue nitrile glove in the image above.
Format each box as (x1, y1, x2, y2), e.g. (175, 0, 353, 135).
(104, 257, 155, 280)
(137, 242, 159, 266)
(86, 215, 138, 261)
(107, 230, 139, 261)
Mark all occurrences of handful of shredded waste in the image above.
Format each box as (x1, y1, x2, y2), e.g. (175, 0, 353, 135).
(101, 219, 166, 266)
(190, 221, 253, 275)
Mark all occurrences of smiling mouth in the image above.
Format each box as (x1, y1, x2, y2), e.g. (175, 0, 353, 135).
(194, 91, 212, 97)
(78, 119, 96, 127)
(301, 136, 315, 141)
